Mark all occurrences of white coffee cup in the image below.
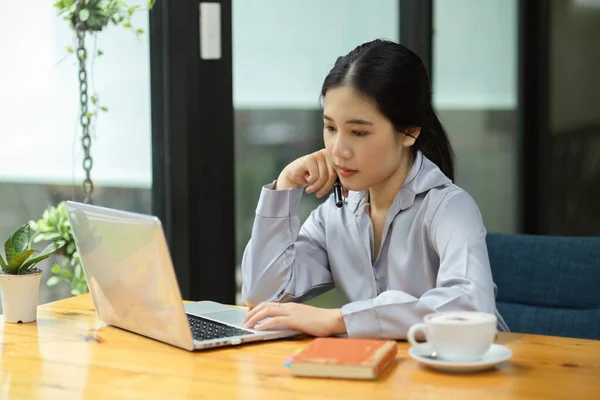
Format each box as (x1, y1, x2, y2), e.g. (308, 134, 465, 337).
(407, 311, 498, 362)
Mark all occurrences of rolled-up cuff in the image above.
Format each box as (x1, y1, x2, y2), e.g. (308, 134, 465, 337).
(255, 180, 304, 218)
(341, 298, 381, 338)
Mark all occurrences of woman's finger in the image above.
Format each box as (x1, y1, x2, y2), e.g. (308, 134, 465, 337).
(317, 160, 338, 198)
(242, 302, 268, 324)
(242, 301, 276, 324)
(307, 156, 328, 195)
(254, 316, 292, 331)
(243, 303, 288, 329)
(302, 155, 320, 189)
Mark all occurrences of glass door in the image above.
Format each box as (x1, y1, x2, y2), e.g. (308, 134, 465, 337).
(232, 0, 400, 304)
(432, 0, 519, 233)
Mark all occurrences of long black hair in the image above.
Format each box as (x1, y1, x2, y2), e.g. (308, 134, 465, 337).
(321, 39, 455, 181)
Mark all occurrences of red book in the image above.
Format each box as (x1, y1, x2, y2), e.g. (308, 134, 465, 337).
(290, 337, 397, 380)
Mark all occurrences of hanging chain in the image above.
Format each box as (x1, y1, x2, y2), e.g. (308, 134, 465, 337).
(76, 28, 94, 204)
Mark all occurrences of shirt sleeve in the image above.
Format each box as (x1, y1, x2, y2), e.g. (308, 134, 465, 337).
(340, 189, 509, 339)
(240, 181, 334, 308)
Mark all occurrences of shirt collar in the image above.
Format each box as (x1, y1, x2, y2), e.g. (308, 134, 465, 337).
(346, 151, 451, 215)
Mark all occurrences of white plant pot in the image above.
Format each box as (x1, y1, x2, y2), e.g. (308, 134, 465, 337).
(0, 270, 42, 323)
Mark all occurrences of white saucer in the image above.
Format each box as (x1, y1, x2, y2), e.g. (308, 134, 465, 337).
(408, 343, 512, 373)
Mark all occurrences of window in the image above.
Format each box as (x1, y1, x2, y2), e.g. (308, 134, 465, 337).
(0, 1, 152, 309)
(433, 0, 519, 233)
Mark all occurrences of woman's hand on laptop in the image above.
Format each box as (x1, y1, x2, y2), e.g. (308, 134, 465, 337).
(242, 302, 347, 337)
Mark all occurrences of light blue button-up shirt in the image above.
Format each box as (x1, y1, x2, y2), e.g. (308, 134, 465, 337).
(241, 151, 509, 339)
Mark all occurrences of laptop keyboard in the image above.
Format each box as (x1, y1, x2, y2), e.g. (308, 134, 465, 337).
(187, 314, 254, 341)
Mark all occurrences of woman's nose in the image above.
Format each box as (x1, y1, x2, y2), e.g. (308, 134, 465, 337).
(331, 134, 352, 159)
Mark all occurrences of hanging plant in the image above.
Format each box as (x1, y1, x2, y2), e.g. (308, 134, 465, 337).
(53, 0, 155, 204)
(36, 1, 155, 296)
(54, 0, 156, 33)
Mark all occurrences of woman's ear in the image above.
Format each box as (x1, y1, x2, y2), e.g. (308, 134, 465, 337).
(401, 126, 421, 147)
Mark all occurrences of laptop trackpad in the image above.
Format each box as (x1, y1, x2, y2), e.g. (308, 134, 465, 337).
(206, 309, 247, 326)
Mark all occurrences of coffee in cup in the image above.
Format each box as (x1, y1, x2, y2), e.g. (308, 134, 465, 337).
(407, 311, 497, 361)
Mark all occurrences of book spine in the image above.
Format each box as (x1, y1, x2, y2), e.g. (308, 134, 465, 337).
(373, 345, 397, 377)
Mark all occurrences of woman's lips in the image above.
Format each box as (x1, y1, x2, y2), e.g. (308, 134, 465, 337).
(338, 168, 358, 178)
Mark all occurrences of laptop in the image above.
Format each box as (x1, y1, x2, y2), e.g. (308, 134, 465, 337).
(64, 201, 299, 351)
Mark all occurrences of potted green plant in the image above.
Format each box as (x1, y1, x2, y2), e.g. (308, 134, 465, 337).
(0, 224, 65, 323)
(30, 201, 88, 296)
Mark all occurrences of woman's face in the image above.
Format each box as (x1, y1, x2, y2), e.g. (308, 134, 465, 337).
(322, 86, 413, 192)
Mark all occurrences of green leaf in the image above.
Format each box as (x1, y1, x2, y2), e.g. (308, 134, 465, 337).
(123, 22, 131, 28)
(79, 9, 90, 22)
(2, 265, 18, 275)
(97, 49, 104, 56)
(66, 45, 74, 53)
(9, 249, 38, 270)
(61, 219, 71, 230)
(49, 209, 59, 227)
(135, 28, 144, 35)
(21, 241, 65, 271)
(85, 112, 94, 118)
(100, 106, 108, 112)
(5, 224, 31, 263)
(128, 5, 140, 16)
(67, 242, 76, 254)
(35, 220, 50, 232)
(74, 264, 83, 279)
(32, 232, 61, 242)
(0, 255, 7, 272)
(78, 280, 89, 295)
(91, 96, 98, 105)
(32, 236, 44, 244)
(87, 15, 99, 29)
(51, 264, 61, 274)
(59, 222, 70, 233)
(47, 276, 61, 287)
(61, 269, 73, 278)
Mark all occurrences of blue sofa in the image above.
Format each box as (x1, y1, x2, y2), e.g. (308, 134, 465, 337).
(487, 233, 600, 340)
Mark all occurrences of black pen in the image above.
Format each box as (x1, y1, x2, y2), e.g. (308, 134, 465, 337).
(333, 177, 344, 208)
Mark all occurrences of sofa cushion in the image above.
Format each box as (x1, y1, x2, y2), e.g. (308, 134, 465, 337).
(487, 233, 600, 339)
(487, 233, 600, 309)
(497, 302, 600, 340)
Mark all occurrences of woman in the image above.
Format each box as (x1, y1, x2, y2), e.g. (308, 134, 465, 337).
(240, 39, 509, 339)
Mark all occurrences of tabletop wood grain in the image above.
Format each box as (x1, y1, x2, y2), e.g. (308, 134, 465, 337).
(1, 294, 599, 400)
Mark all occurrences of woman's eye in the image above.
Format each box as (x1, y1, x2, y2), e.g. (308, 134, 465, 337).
(353, 130, 368, 137)
(324, 125, 337, 132)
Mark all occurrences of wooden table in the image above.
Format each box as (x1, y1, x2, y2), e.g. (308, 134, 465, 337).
(1, 295, 599, 400)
